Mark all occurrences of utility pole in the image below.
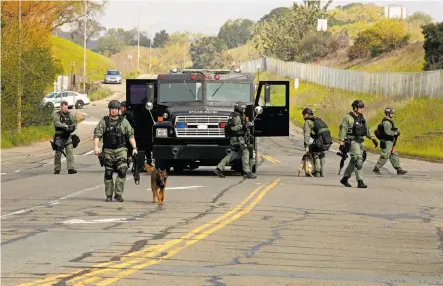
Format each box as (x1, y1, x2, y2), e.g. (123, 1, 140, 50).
(137, 10, 140, 72)
(83, 0, 87, 96)
(149, 23, 157, 74)
(17, 0, 22, 133)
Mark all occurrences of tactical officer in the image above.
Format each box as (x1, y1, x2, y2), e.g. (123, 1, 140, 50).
(53, 101, 77, 174)
(302, 107, 328, 177)
(93, 100, 137, 202)
(214, 101, 256, 179)
(338, 100, 378, 188)
(373, 108, 408, 175)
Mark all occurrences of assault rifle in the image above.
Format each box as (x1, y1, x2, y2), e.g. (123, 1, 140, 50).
(336, 140, 351, 175)
(132, 154, 140, 185)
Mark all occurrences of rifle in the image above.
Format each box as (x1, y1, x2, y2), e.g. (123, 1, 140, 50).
(98, 153, 105, 167)
(50, 137, 67, 157)
(132, 154, 140, 185)
(336, 140, 351, 175)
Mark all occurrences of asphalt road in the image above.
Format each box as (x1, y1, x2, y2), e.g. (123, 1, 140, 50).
(2, 79, 443, 286)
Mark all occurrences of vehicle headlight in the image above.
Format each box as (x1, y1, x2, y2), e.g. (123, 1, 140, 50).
(156, 128, 168, 137)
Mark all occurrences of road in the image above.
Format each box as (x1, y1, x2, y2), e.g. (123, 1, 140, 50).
(2, 78, 443, 286)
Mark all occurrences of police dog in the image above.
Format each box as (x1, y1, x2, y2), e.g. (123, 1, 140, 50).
(298, 152, 314, 177)
(144, 163, 168, 205)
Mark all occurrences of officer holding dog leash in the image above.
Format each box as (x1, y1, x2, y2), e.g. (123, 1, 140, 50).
(52, 101, 78, 174)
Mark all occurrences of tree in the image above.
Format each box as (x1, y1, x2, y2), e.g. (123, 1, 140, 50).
(189, 37, 227, 68)
(407, 12, 433, 26)
(217, 19, 255, 49)
(153, 30, 170, 48)
(423, 22, 443, 70)
(259, 7, 291, 23)
(69, 18, 105, 46)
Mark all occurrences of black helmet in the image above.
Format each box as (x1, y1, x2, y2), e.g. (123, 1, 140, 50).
(108, 100, 121, 109)
(302, 107, 313, 115)
(352, 100, 365, 109)
(384, 107, 395, 115)
(120, 101, 127, 107)
(234, 101, 246, 112)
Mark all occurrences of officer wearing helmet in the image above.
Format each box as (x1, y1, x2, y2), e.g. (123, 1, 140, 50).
(93, 100, 137, 202)
(338, 100, 378, 188)
(214, 101, 256, 179)
(373, 107, 408, 175)
(302, 107, 330, 177)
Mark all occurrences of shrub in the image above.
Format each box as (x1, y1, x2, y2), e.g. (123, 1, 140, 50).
(422, 22, 443, 71)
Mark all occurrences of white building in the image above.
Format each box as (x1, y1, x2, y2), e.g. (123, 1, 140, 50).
(384, 6, 407, 19)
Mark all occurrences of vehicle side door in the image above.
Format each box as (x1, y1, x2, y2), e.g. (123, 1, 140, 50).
(253, 81, 290, 137)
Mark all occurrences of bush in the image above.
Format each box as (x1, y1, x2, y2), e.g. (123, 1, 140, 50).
(299, 33, 333, 62)
(348, 19, 410, 60)
(89, 86, 113, 101)
(423, 22, 443, 71)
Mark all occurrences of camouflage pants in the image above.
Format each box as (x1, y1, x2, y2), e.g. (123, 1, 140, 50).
(217, 145, 250, 173)
(343, 141, 365, 181)
(54, 136, 74, 171)
(103, 147, 128, 197)
(312, 151, 326, 173)
(375, 140, 401, 170)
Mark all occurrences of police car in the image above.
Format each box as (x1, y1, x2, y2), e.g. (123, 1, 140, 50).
(43, 91, 90, 109)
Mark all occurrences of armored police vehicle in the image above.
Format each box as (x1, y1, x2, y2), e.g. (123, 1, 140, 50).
(126, 68, 289, 173)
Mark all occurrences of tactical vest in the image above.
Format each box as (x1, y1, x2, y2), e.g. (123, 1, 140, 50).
(306, 117, 329, 139)
(227, 113, 245, 137)
(375, 118, 396, 141)
(55, 111, 74, 137)
(348, 112, 367, 137)
(102, 115, 128, 149)
(306, 116, 333, 151)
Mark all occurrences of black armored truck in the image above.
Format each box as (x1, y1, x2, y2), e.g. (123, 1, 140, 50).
(126, 68, 290, 174)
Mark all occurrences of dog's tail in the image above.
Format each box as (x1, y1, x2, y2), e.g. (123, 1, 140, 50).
(144, 162, 154, 174)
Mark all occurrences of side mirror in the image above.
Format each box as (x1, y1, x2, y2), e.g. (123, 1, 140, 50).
(147, 84, 154, 103)
(145, 102, 153, 111)
(264, 84, 271, 103)
(254, 105, 263, 115)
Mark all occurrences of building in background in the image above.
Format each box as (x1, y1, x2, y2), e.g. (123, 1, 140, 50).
(384, 5, 407, 19)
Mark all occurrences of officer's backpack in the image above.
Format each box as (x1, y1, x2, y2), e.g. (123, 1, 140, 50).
(307, 117, 333, 151)
(374, 118, 393, 140)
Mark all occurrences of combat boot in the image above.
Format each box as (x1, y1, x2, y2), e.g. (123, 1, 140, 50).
(244, 172, 257, 179)
(114, 195, 124, 202)
(372, 167, 382, 175)
(357, 180, 367, 188)
(213, 168, 225, 178)
(105, 196, 112, 202)
(397, 168, 408, 175)
(340, 176, 352, 187)
(68, 169, 77, 174)
(314, 172, 321, 177)
(320, 172, 324, 177)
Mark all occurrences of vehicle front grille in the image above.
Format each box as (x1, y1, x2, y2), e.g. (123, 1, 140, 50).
(175, 115, 230, 138)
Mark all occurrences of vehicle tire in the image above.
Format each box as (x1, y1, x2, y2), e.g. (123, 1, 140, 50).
(75, 100, 84, 109)
(45, 102, 54, 109)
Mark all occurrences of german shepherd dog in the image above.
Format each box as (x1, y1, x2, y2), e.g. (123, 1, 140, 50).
(298, 152, 314, 177)
(144, 163, 168, 205)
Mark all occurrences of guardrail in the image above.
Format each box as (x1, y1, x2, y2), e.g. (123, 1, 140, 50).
(240, 57, 443, 98)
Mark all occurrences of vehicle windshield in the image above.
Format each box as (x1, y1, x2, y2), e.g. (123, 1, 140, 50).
(46, 92, 58, 98)
(107, 71, 120, 75)
(159, 82, 203, 102)
(207, 83, 251, 102)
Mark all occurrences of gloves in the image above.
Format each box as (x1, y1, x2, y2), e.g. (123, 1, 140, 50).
(372, 137, 378, 148)
(395, 131, 401, 136)
(66, 125, 75, 133)
(246, 121, 254, 128)
(339, 144, 346, 153)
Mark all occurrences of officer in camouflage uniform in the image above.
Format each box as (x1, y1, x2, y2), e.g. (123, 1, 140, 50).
(214, 101, 256, 179)
(93, 100, 138, 202)
(373, 107, 408, 175)
(53, 101, 77, 174)
(302, 107, 326, 177)
(338, 100, 378, 188)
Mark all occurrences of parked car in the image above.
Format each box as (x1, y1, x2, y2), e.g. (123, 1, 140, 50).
(43, 91, 90, 109)
(104, 70, 122, 84)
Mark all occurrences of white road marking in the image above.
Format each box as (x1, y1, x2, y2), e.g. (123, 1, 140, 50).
(1, 185, 102, 219)
(14, 170, 21, 173)
(60, 218, 137, 224)
(146, 186, 205, 191)
(79, 120, 99, 125)
(83, 150, 94, 156)
(1, 173, 7, 175)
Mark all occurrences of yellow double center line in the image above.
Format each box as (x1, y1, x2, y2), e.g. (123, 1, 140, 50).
(259, 154, 281, 164)
(20, 178, 281, 286)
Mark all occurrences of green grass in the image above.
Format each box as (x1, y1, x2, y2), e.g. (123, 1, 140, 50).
(1, 125, 55, 148)
(256, 71, 443, 161)
(89, 86, 113, 101)
(50, 36, 116, 81)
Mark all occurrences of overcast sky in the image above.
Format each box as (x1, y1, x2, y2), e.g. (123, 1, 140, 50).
(98, 0, 443, 35)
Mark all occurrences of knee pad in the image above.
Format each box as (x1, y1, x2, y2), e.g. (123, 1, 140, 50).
(104, 169, 113, 180)
(117, 167, 127, 178)
(355, 158, 364, 170)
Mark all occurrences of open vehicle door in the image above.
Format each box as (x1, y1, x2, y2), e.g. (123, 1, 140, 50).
(253, 81, 290, 137)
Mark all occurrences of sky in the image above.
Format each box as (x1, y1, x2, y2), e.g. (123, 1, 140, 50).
(97, 0, 443, 36)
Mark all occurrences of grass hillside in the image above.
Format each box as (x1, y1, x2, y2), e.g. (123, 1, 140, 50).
(50, 36, 116, 81)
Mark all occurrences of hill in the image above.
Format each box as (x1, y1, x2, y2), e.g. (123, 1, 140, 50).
(50, 36, 116, 81)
